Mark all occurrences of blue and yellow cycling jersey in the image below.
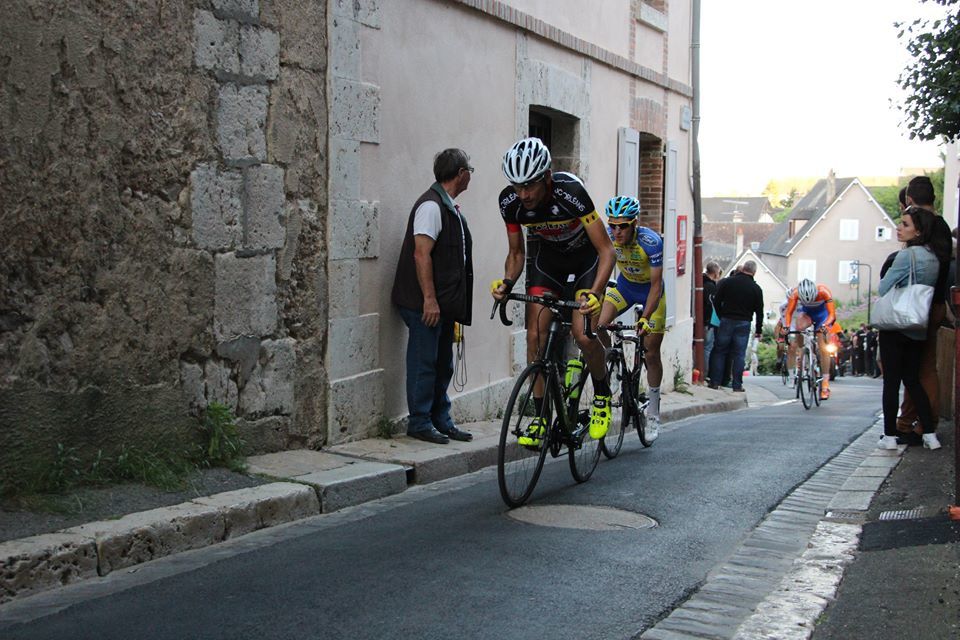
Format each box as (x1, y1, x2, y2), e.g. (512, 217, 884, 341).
(609, 226, 663, 283)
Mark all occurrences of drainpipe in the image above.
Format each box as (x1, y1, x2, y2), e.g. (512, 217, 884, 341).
(691, 0, 705, 380)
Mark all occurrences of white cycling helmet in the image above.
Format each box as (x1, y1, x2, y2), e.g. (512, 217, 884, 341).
(502, 137, 551, 185)
(797, 279, 817, 304)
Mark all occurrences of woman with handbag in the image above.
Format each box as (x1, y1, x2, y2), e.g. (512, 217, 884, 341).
(876, 207, 951, 450)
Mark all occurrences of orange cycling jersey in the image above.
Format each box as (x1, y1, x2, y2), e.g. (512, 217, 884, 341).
(783, 284, 837, 328)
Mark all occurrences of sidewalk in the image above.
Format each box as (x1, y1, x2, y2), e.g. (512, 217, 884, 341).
(3, 382, 955, 639)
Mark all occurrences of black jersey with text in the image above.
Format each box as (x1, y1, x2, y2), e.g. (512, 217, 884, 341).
(498, 172, 599, 253)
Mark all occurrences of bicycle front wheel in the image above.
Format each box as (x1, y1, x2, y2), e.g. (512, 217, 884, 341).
(498, 363, 551, 508)
(626, 351, 652, 447)
(811, 359, 822, 407)
(569, 370, 601, 482)
(600, 354, 625, 459)
(799, 350, 812, 410)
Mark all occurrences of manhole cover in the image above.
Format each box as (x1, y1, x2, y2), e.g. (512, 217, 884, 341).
(506, 504, 658, 531)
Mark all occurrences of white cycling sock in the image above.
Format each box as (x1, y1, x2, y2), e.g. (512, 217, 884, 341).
(648, 386, 661, 419)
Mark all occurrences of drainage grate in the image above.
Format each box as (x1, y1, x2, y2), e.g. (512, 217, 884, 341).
(879, 507, 928, 521)
(825, 510, 868, 523)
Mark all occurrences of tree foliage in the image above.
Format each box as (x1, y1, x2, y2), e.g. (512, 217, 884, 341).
(897, 0, 960, 141)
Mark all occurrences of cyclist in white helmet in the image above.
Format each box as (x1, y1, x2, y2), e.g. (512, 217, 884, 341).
(491, 137, 615, 446)
(782, 278, 841, 400)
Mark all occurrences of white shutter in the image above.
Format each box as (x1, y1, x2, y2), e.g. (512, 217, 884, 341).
(664, 140, 678, 327)
(617, 128, 640, 198)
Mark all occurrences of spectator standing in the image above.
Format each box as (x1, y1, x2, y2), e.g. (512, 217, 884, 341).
(702, 261, 721, 372)
(708, 260, 764, 392)
(391, 149, 475, 444)
(894, 176, 953, 438)
(877, 206, 950, 450)
(853, 324, 867, 376)
(865, 326, 879, 378)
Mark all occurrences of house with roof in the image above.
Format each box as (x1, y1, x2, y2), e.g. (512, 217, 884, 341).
(756, 171, 897, 304)
(725, 247, 788, 325)
(703, 221, 776, 272)
(702, 196, 778, 223)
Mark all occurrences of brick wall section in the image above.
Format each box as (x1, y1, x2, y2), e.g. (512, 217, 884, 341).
(640, 141, 664, 232)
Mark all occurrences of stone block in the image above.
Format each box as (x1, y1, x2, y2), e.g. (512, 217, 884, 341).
(330, 78, 379, 143)
(327, 314, 379, 379)
(217, 84, 268, 163)
(240, 24, 279, 80)
(204, 359, 239, 411)
(239, 337, 296, 416)
(237, 415, 290, 454)
(328, 259, 360, 318)
(0, 532, 98, 603)
(329, 199, 379, 260)
(213, 0, 259, 22)
(296, 461, 407, 513)
(243, 164, 285, 250)
(192, 483, 320, 539)
(214, 253, 278, 339)
(328, 368, 384, 442)
(179, 361, 205, 414)
(267, 68, 327, 198)
(329, 138, 360, 201)
(63, 503, 225, 576)
(331, 0, 381, 28)
(264, 0, 326, 71)
(278, 199, 313, 281)
(194, 10, 239, 74)
(190, 163, 243, 250)
(329, 15, 360, 80)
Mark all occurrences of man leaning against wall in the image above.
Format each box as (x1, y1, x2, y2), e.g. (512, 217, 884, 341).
(391, 149, 475, 445)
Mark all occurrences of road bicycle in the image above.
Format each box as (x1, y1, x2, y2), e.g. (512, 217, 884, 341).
(491, 292, 602, 508)
(778, 349, 790, 385)
(598, 314, 653, 458)
(786, 328, 823, 410)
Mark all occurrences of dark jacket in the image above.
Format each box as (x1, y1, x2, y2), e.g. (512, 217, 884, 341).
(713, 271, 764, 334)
(391, 184, 474, 325)
(703, 276, 717, 326)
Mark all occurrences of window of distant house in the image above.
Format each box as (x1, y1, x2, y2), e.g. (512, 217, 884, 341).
(797, 259, 817, 282)
(839, 219, 859, 241)
(838, 260, 855, 283)
(875, 226, 892, 241)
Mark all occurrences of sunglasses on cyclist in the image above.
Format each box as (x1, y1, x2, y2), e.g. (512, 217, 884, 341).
(608, 221, 633, 229)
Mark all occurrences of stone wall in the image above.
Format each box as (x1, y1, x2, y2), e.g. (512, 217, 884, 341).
(0, 0, 329, 478)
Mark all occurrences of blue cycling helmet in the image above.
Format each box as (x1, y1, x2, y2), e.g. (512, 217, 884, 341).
(605, 196, 640, 221)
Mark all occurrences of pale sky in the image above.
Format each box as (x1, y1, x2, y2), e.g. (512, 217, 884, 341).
(699, 0, 948, 197)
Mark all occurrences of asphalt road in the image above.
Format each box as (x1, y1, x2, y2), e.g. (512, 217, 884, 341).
(2, 376, 884, 640)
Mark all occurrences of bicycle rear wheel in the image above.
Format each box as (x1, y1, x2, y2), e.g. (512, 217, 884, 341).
(798, 350, 812, 410)
(625, 350, 652, 447)
(498, 363, 551, 507)
(600, 353, 625, 459)
(780, 354, 789, 385)
(569, 370, 601, 482)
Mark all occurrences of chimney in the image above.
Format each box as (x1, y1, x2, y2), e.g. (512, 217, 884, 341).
(826, 169, 836, 204)
(735, 226, 744, 256)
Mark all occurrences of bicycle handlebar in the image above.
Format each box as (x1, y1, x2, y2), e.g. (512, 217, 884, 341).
(490, 292, 596, 340)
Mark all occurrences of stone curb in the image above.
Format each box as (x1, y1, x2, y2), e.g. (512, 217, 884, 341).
(0, 391, 744, 606)
(0, 482, 317, 605)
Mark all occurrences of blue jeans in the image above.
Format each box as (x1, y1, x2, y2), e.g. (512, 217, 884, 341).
(704, 326, 716, 370)
(398, 306, 456, 434)
(709, 319, 751, 390)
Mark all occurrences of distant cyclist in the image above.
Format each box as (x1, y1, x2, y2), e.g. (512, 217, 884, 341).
(596, 196, 665, 441)
(782, 279, 842, 400)
(491, 138, 615, 446)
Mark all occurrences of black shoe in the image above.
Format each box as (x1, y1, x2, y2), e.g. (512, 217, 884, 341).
(408, 428, 449, 444)
(896, 431, 923, 447)
(732, 387, 745, 393)
(707, 384, 719, 390)
(441, 426, 473, 442)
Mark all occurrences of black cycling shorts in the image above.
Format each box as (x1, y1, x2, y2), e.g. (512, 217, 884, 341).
(525, 238, 598, 298)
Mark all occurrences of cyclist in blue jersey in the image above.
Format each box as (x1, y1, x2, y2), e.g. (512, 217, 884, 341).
(491, 138, 616, 447)
(596, 196, 666, 440)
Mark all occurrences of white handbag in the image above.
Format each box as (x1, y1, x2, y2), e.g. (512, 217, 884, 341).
(872, 248, 933, 332)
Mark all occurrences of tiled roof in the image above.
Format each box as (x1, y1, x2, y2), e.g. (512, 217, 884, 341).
(702, 196, 777, 223)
